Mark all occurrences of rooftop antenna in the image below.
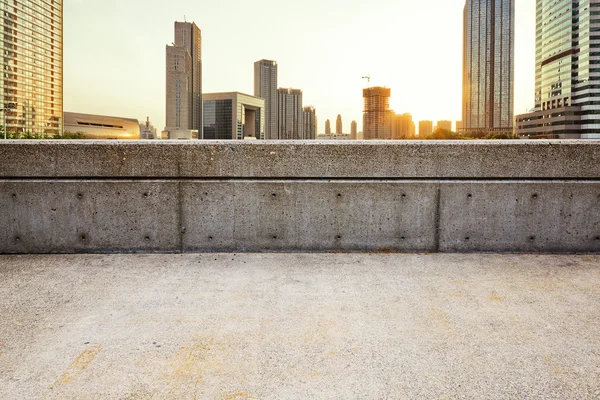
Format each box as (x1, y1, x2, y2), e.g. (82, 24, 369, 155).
(184, 15, 187, 22)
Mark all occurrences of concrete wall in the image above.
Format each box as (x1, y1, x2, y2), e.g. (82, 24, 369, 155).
(1, 140, 599, 254)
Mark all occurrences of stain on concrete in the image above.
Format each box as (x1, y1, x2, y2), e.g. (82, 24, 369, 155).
(53, 345, 102, 386)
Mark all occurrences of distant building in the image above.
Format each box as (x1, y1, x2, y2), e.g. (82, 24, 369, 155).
(436, 120, 452, 131)
(392, 113, 416, 139)
(516, 0, 600, 139)
(140, 117, 158, 139)
(2, 0, 63, 135)
(166, 22, 203, 136)
(456, 121, 464, 132)
(419, 121, 433, 137)
(254, 60, 278, 139)
(325, 119, 331, 135)
(303, 106, 317, 140)
(336, 114, 343, 135)
(350, 120, 358, 140)
(363, 87, 394, 140)
(277, 88, 303, 139)
(203, 92, 265, 140)
(317, 134, 351, 140)
(64, 112, 140, 140)
(463, 0, 514, 132)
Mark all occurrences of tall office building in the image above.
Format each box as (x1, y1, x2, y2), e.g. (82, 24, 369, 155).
(350, 120, 358, 139)
(325, 119, 331, 135)
(303, 106, 317, 140)
(336, 114, 343, 135)
(254, 60, 278, 139)
(166, 22, 202, 134)
(1, 0, 63, 135)
(278, 88, 303, 139)
(363, 87, 394, 140)
(463, 0, 514, 132)
(517, 1, 600, 139)
(419, 120, 433, 137)
(393, 113, 416, 139)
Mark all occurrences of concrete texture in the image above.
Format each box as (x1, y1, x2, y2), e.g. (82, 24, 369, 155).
(0, 253, 599, 399)
(2, 140, 600, 179)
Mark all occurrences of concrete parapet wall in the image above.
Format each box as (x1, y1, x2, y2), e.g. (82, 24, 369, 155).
(1, 141, 599, 253)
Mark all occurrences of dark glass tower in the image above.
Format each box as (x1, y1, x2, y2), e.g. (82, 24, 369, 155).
(463, 0, 515, 132)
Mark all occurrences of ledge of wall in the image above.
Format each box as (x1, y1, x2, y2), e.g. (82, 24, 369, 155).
(1, 140, 599, 254)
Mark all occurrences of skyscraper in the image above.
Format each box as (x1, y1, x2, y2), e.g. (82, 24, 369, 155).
(254, 60, 278, 139)
(516, 1, 600, 139)
(463, 0, 514, 132)
(277, 88, 303, 139)
(325, 120, 331, 135)
(1, 0, 63, 135)
(363, 87, 394, 140)
(336, 114, 343, 135)
(393, 113, 416, 139)
(351, 120, 358, 139)
(303, 106, 317, 140)
(419, 121, 433, 137)
(166, 22, 202, 134)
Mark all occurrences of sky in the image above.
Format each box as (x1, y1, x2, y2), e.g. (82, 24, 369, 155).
(64, 0, 536, 134)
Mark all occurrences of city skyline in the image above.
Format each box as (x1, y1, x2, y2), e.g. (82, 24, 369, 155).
(63, 0, 535, 135)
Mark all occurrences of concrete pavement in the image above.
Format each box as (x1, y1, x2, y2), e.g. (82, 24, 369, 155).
(1, 253, 599, 399)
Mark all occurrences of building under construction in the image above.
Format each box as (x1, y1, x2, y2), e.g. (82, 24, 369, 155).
(363, 87, 394, 140)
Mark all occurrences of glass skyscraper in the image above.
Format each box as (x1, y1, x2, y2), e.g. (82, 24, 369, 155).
(462, 0, 514, 132)
(1, 0, 63, 135)
(517, 0, 600, 138)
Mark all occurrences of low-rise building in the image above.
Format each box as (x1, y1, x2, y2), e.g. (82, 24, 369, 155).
(64, 112, 140, 140)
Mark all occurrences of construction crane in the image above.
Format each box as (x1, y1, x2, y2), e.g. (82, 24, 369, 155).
(362, 75, 371, 84)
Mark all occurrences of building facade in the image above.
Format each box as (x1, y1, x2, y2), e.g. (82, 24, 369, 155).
(1, 0, 63, 135)
(436, 120, 452, 131)
(325, 119, 331, 135)
(351, 120, 358, 139)
(419, 120, 433, 137)
(463, 0, 514, 132)
(166, 22, 202, 135)
(278, 88, 303, 139)
(303, 106, 317, 140)
(254, 59, 278, 139)
(203, 92, 265, 140)
(64, 112, 139, 140)
(336, 114, 343, 135)
(516, 1, 600, 139)
(393, 113, 416, 139)
(363, 87, 394, 140)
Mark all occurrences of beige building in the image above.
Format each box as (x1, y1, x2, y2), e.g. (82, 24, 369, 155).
(336, 114, 343, 135)
(64, 112, 140, 140)
(436, 120, 452, 131)
(303, 106, 317, 140)
(325, 119, 331, 135)
(419, 120, 433, 137)
(278, 88, 303, 139)
(363, 87, 394, 140)
(165, 22, 202, 136)
(1, 0, 63, 135)
(350, 120, 358, 139)
(392, 113, 416, 139)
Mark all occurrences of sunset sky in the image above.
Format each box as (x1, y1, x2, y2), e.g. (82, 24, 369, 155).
(64, 0, 535, 134)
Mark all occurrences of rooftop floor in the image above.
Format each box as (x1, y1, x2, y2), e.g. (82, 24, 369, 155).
(1, 253, 599, 399)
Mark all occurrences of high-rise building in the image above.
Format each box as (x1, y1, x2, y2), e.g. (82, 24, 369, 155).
(456, 121, 464, 132)
(254, 60, 278, 139)
(419, 121, 433, 137)
(303, 106, 317, 140)
(393, 113, 416, 139)
(277, 88, 303, 139)
(351, 120, 358, 139)
(325, 119, 331, 135)
(363, 87, 394, 140)
(336, 114, 343, 135)
(463, 0, 514, 132)
(1, 0, 63, 135)
(203, 92, 265, 140)
(166, 22, 202, 135)
(436, 120, 453, 131)
(516, 1, 600, 139)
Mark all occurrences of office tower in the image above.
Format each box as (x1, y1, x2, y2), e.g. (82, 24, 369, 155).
(351, 120, 358, 139)
(303, 106, 317, 140)
(1, 0, 63, 135)
(393, 113, 416, 139)
(463, 0, 514, 132)
(254, 60, 278, 139)
(436, 120, 452, 131)
(325, 119, 331, 135)
(277, 88, 303, 139)
(166, 22, 202, 134)
(517, 1, 600, 139)
(363, 87, 394, 140)
(456, 121, 464, 132)
(203, 92, 265, 140)
(336, 114, 343, 135)
(419, 121, 433, 137)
